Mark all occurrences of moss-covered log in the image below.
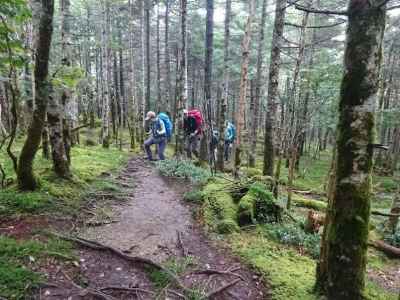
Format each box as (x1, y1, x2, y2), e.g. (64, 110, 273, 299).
(316, 2, 386, 299)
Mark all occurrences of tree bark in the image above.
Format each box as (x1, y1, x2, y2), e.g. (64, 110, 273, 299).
(145, 0, 151, 112)
(249, 0, 268, 168)
(263, 0, 286, 176)
(18, 0, 54, 190)
(216, 0, 232, 171)
(234, 0, 255, 177)
(200, 0, 214, 164)
(316, 2, 386, 299)
(164, 0, 171, 112)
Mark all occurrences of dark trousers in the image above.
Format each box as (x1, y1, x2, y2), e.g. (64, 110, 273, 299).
(224, 140, 233, 161)
(144, 136, 166, 160)
(185, 135, 199, 159)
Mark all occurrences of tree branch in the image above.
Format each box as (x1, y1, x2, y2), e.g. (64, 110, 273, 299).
(285, 20, 346, 29)
(289, 1, 349, 16)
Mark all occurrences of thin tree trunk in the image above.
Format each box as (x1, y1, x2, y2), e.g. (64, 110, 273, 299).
(145, 0, 151, 112)
(234, 0, 255, 178)
(249, 0, 268, 168)
(156, 1, 162, 111)
(216, 0, 232, 171)
(316, 2, 386, 298)
(18, 0, 54, 190)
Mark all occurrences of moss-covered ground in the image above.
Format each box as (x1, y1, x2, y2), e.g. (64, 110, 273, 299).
(0, 140, 130, 299)
(172, 147, 400, 300)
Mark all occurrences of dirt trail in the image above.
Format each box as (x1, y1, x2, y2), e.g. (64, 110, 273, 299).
(41, 157, 266, 299)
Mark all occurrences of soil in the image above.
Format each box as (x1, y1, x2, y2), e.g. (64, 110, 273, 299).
(39, 158, 267, 300)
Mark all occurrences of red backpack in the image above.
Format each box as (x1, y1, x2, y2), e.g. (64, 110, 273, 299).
(188, 109, 203, 134)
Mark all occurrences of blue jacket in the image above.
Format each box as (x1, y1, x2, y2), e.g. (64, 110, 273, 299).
(224, 123, 235, 142)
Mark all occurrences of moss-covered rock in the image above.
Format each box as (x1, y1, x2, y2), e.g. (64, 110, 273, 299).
(202, 181, 239, 233)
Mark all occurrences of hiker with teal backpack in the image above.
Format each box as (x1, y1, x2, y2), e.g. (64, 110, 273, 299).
(144, 111, 173, 161)
(224, 121, 236, 161)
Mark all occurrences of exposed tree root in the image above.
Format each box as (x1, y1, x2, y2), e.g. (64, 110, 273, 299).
(205, 278, 241, 299)
(194, 269, 245, 282)
(49, 232, 192, 294)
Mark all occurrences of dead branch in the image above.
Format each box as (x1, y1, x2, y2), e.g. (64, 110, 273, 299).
(205, 278, 241, 299)
(194, 269, 246, 282)
(176, 231, 189, 257)
(100, 286, 155, 295)
(288, 0, 348, 16)
(369, 240, 400, 258)
(371, 210, 400, 217)
(71, 123, 90, 133)
(50, 232, 192, 294)
(166, 289, 187, 299)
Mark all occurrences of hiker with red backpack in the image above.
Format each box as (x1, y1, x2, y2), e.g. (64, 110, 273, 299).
(144, 111, 173, 161)
(183, 109, 203, 159)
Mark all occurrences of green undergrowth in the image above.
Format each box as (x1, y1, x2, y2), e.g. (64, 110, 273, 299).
(147, 256, 196, 290)
(228, 229, 396, 300)
(0, 145, 129, 216)
(156, 159, 211, 184)
(0, 236, 73, 299)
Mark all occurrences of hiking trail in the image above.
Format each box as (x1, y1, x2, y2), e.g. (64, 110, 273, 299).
(41, 157, 267, 299)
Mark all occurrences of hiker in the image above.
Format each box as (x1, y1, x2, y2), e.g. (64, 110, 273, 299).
(183, 109, 203, 159)
(224, 121, 236, 161)
(144, 111, 171, 161)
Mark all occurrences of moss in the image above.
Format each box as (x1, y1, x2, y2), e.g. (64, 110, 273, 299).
(202, 181, 239, 233)
(227, 229, 397, 300)
(237, 192, 256, 226)
(216, 219, 240, 234)
(183, 190, 204, 203)
(0, 236, 73, 299)
(244, 167, 263, 178)
(292, 195, 327, 211)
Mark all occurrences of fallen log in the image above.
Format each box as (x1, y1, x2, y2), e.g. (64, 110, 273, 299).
(368, 240, 400, 258)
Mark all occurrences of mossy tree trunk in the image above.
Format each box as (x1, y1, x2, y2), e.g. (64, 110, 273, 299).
(316, 2, 386, 299)
(386, 184, 400, 233)
(17, 0, 54, 191)
(263, 0, 286, 176)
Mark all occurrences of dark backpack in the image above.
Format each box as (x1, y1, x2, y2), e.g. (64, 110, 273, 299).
(158, 113, 173, 139)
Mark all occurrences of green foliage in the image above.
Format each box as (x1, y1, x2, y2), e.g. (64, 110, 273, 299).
(183, 190, 204, 203)
(263, 224, 321, 259)
(156, 159, 211, 183)
(0, 236, 72, 299)
(147, 256, 195, 290)
(0, 189, 52, 215)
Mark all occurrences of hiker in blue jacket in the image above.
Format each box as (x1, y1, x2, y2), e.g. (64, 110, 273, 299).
(224, 121, 236, 161)
(144, 111, 167, 161)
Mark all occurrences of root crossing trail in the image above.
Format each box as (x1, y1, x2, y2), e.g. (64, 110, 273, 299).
(42, 158, 266, 300)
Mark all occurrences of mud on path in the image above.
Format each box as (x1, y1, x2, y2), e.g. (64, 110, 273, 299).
(41, 158, 267, 300)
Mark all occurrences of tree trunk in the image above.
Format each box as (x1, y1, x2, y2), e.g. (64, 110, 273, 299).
(175, 0, 187, 156)
(234, 0, 255, 177)
(156, 1, 162, 111)
(316, 2, 386, 299)
(200, 0, 214, 164)
(249, 0, 268, 168)
(47, 0, 71, 178)
(164, 0, 171, 113)
(18, 0, 54, 190)
(263, 0, 286, 176)
(216, 0, 232, 171)
(386, 185, 400, 233)
(145, 0, 151, 112)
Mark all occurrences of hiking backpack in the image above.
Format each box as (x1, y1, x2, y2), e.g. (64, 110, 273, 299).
(158, 112, 173, 139)
(230, 123, 236, 140)
(188, 109, 203, 133)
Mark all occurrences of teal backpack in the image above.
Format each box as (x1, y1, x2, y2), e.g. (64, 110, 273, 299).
(158, 113, 173, 139)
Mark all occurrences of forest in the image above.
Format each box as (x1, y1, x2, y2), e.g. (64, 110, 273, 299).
(1, 0, 400, 299)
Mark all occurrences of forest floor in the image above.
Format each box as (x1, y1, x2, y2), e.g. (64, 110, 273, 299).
(35, 157, 266, 300)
